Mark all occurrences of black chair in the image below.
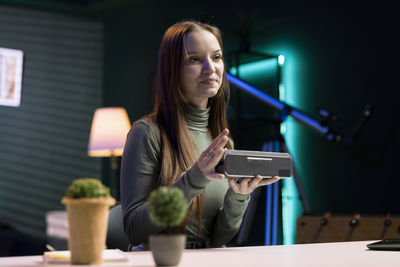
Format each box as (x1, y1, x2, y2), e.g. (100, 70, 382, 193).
(106, 203, 130, 251)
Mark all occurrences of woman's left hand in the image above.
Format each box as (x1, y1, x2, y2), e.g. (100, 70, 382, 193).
(228, 176, 280, 195)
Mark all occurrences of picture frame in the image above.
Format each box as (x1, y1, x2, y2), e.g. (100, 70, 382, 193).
(0, 47, 24, 107)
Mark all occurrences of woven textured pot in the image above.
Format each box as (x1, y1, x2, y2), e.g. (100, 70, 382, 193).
(62, 197, 115, 265)
(149, 234, 186, 266)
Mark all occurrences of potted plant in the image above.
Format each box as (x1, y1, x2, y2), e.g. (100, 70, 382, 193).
(61, 178, 115, 265)
(148, 186, 188, 266)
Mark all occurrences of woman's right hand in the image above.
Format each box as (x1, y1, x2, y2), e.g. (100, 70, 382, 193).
(197, 128, 229, 180)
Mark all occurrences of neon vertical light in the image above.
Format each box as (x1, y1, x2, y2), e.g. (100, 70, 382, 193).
(278, 54, 304, 245)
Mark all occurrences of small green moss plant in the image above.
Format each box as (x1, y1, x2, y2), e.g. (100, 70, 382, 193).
(148, 187, 188, 230)
(65, 178, 111, 198)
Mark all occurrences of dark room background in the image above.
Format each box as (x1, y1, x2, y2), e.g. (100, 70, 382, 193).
(0, 0, 399, 251)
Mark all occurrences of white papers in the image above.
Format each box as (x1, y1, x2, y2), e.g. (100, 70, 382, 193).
(43, 249, 129, 264)
(46, 211, 69, 239)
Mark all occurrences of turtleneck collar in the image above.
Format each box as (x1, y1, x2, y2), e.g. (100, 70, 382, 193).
(183, 103, 210, 133)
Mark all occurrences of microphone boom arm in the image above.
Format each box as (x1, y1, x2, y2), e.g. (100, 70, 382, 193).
(227, 73, 342, 142)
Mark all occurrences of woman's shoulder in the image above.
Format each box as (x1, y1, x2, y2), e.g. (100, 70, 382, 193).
(133, 114, 156, 129)
(125, 114, 161, 163)
(132, 114, 161, 142)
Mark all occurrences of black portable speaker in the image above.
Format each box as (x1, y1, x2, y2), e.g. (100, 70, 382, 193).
(216, 150, 293, 178)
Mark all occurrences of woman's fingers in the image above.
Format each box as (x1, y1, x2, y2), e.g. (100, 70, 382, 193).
(228, 177, 251, 195)
(228, 178, 240, 191)
(198, 146, 227, 180)
(244, 175, 261, 191)
(201, 129, 228, 159)
(198, 129, 230, 180)
(209, 146, 225, 163)
(206, 129, 229, 152)
(258, 176, 280, 187)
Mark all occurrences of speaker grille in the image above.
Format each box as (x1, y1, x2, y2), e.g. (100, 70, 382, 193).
(279, 169, 291, 177)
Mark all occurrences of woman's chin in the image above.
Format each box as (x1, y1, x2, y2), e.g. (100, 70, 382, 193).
(200, 86, 219, 98)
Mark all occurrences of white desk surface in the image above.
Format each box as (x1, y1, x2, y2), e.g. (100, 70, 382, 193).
(0, 240, 398, 267)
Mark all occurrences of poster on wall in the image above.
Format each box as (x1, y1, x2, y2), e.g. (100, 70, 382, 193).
(0, 47, 24, 107)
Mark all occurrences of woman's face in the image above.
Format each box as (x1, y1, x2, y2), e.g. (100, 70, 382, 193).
(182, 29, 224, 109)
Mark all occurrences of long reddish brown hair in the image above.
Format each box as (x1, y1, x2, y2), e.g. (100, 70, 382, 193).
(152, 20, 232, 234)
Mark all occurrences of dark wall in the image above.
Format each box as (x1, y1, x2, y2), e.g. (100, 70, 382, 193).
(103, 6, 400, 215)
(249, 8, 400, 214)
(0, 5, 103, 240)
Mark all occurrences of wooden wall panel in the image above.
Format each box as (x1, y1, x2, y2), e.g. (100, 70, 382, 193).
(297, 214, 400, 243)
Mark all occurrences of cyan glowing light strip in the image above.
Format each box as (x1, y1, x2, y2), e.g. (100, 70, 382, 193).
(230, 59, 277, 77)
(226, 73, 329, 135)
(263, 139, 279, 246)
(263, 140, 274, 245)
(282, 176, 301, 244)
(279, 58, 305, 245)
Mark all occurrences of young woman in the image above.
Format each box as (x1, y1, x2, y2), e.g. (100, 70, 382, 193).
(120, 20, 280, 250)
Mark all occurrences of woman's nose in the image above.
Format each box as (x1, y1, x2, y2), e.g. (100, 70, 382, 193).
(203, 58, 216, 74)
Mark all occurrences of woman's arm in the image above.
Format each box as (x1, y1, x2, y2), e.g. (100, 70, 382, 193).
(210, 187, 250, 247)
(120, 119, 211, 246)
(120, 120, 163, 246)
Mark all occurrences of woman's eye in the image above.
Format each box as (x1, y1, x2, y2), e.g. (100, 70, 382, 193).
(188, 57, 199, 63)
(213, 54, 222, 61)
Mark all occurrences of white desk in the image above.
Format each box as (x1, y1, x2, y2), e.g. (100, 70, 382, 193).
(0, 240, 398, 267)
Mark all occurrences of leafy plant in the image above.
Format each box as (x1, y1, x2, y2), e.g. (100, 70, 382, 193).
(148, 187, 188, 228)
(65, 178, 110, 199)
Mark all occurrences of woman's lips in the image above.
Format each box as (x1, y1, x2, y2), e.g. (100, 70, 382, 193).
(200, 78, 217, 85)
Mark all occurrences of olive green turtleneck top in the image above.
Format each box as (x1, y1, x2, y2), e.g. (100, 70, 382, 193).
(120, 104, 250, 248)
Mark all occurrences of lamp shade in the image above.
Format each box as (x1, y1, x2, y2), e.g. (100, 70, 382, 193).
(88, 107, 131, 157)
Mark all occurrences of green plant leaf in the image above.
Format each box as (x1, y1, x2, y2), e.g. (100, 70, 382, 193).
(65, 178, 110, 198)
(148, 187, 188, 228)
